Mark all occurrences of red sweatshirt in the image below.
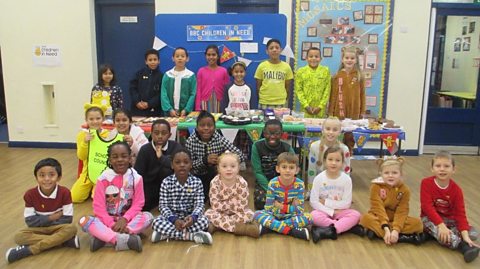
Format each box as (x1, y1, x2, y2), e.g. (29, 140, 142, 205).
(420, 176, 470, 231)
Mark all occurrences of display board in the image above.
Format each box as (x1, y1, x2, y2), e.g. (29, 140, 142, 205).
(292, 0, 395, 117)
(155, 14, 287, 109)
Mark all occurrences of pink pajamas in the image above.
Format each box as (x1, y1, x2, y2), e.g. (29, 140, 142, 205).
(81, 212, 153, 243)
(204, 175, 254, 232)
(311, 209, 360, 234)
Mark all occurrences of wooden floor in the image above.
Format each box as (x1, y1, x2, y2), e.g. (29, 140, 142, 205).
(0, 143, 479, 269)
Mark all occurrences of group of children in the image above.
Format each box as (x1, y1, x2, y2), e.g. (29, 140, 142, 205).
(4, 39, 478, 264)
(6, 108, 480, 264)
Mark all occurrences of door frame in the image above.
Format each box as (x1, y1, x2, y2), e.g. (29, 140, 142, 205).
(420, 3, 480, 154)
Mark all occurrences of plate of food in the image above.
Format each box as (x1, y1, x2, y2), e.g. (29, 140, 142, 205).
(382, 123, 403, 130)
(221, 115, 252, 125)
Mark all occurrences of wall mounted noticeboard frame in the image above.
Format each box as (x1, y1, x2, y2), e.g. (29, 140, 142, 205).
(291, 0, 395, 118)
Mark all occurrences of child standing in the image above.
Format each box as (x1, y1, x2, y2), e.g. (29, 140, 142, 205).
(161, 47, 196, 117)
(185, 110, 244, 201)
(251, 119, 294, 210)
(90, 64, 123, 120)
(360, 157, 424, 245)
(130, 48, 163, 116)
(310, 146, 361, 243)
(71, 105, 123, 203)
(112, 109, 148, 166)
(254, 152, 311, 241)
(79, 141, 153, 252)
(134, 119, 183, 211)
(294, 47, 331, 118)
(195, 45, 229, 113)
(151, 149, 213, 245)
(6, 158, 78, 263)
(328, 46, 365, 153)
(420, 151, 479, 263)
(205, 152, 259, 238)
(220, 61, 252, 159)
(255, 39, 294, 109)
(307, 117, 351, 193)
(221, 61, 252, 112)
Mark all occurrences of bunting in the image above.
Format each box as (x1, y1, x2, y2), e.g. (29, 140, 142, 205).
(380, 133, 399, 155)
(220, 45, 236, 63)
(353, 132, 369, 153)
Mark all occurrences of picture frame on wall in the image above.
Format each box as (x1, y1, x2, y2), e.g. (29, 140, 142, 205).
(373, 15, 383, 24)
(463, 36, 471, 51)
(302, 42, 311, 50)
(353, 10, 363, 21)
(302, 50, 308, 60)
(365, 15, 374, 24)
(368, 34, 378, 44)
(311, 42, 320, 49)
(307, 27, 317, 37)
(323, 47, 333, 57)
(462, 26, 467, 35)
(365, 51, 378, 70)
(469, 21, 475, 33)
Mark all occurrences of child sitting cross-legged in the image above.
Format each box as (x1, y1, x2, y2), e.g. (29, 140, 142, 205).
(151, 149, 213, 245)
(6, 158, 79, 263)
(254, 152, 312, 241)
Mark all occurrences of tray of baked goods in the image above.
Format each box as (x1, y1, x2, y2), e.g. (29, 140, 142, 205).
(221, 115, 252, 125)
(132, 117, 181, 126)
(365, 119, 403, 131)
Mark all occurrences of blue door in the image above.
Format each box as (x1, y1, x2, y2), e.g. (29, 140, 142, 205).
(425, 4, 480, 146)
(95, 0, 155, 110)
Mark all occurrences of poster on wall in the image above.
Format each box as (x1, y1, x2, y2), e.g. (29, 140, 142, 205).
(292, 0, 395, 118)
(32, 45, 62, 67)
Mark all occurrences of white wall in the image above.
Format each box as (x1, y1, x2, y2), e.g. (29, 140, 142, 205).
(384, 0, 431, 150)
(441, 16, 480, 92)
(155, 0, 216, 13)
(0, 0, 431, 151)
(0, 0, 97, 143)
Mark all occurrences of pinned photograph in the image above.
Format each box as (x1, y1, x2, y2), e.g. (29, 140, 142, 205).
(338, 17, 350, 25)
(300, 1, 310, 11)
(469, 21, 475, 33)
(454, 37, 461, 52)
(463, 36, 471, 51)
(350, 36, 361, 44)
(307, 27, 317, 37)
(302, 42, 311, 50)
(374, 5, 383, 14)
(368, 34, 378, 44)
(323, 47, 333, 57)
(311, 42, 320, 49)
(365, 5, 374, 14)
(364, 71, 372, 79)
(373, 15, 383, 24)
(331, 26, 342, 35)
(365, 15, 374, 24)
(325, 35, 335, 44)
(353, 10, 363, 21)
(344, 26, 355, 34)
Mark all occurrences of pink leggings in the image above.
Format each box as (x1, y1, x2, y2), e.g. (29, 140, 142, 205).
(311, 209, 360, 234)
(81, 212, 153, 244)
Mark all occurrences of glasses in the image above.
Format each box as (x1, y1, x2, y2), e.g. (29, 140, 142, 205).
(265, 131, 282, 136)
